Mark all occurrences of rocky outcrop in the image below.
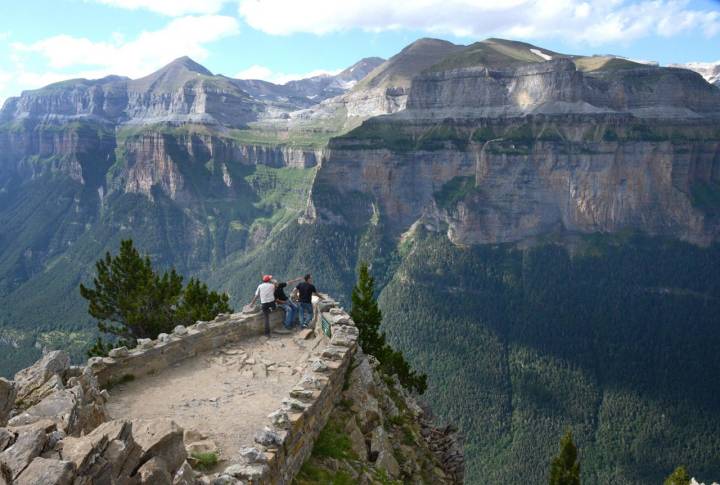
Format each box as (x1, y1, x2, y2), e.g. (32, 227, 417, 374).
(295, 348, 464, 484)
(13, 351, 70, 408)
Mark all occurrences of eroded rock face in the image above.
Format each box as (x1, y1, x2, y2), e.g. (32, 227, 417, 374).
(0, 380, 15, 426)
(315, 116, 720, 245)
(13, 351, 70, 409)
(407, 60, 720, 117)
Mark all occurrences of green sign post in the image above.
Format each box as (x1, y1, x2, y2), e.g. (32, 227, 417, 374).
(321, 316, 332, 338)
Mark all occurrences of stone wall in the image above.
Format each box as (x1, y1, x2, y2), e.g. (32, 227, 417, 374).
(88, 310, 284, 388)
(215, 297, 360, 484)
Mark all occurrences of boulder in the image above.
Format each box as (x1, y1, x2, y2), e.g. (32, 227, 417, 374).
(310, 360, 329, 373)
(281, 398, 308, 412)
(138, 456, 172, 485)
(321, 346, 346, 361)
(186, 439, 217, 456)
(62, 419, 140, 481)
(211, 473, 242, 484)
(8, 389, 77, 433)
(173, 326, 188, 336)
(0, 428, 46, 480)
(253, 427, 282, 447)
(172, 461, 196, 485)
(289, 388, 314, 400)
(224, 463, 266, 481)
(109, 347, 130, 358)
(183, 429, 207, 444)
(15, 457, 75, 485)
(370, 426, 400, 478)
(345, 416, 368, 459)
(133, 419, 187, 474)
(239, 447, 266, 464)
(137, 339, 155, 350)
(14, 351, 70, 408)
(0, 380, 15, 426)
(268, 410, 289, 429)
(0, 429, 14, 452)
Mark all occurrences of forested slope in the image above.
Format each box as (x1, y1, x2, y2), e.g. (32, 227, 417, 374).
(378, 231, 720, 484)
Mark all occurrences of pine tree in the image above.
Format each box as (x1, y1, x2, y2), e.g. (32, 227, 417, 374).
(350, 261, 427, 394)
(549, 431, 581, 485)
(81, 239, 231, 356)
(176, 277, 232, 326)
(350, 262, 386, 356)
(81, 239, 181, 349)
(664, 466, 691, 485)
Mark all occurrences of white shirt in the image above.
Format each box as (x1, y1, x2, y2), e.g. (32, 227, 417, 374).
(255, 282, 276, 304)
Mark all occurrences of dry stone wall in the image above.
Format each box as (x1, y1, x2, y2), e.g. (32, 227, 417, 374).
(88, 310, 284, 388)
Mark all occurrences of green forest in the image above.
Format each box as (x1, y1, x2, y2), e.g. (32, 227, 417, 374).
(379, 230, 720, 484)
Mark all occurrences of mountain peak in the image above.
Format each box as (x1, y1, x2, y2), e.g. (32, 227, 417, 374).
(130, 56, 213, 92)
(160, 56, 213, 76)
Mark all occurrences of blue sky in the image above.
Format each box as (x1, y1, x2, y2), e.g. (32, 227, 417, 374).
(1, 0, 719, 105)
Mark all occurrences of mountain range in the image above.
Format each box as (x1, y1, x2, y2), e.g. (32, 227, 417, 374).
(1, 37, 720, 484)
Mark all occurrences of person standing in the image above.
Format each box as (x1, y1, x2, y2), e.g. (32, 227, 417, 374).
(296, 274, 320, 329)
(273, 276, 303, 329)
(248, 275, 276, 336)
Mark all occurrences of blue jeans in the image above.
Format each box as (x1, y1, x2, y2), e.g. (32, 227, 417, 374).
(299, 302, 313, 328)
(279, 301, 297, 329)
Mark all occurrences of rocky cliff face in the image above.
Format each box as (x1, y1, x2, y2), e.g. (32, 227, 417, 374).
(311, 116, 720, 246)
(672, 61, 720, 87)
(406, 59, 720, 118)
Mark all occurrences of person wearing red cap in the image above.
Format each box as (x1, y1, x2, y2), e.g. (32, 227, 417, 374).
(248, 274, 277, 336)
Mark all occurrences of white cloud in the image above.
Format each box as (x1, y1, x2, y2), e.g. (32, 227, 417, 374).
(237, 0, 720, 44)
(86, 0, 229, 16)
(11, 15, 239, 81)
(234, 64, 341, 84)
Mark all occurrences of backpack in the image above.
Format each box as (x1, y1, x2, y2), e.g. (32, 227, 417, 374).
(290, 287, 300, 302)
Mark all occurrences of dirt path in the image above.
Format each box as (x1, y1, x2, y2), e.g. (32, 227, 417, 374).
(106, 330, 322, 468)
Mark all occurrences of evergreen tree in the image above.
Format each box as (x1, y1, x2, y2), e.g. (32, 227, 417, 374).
(549, 431, 581, 485)
(176, 277, 232, 326)
(350, 261, 427, 394)
(664, 466, 691, 485)
(81, 239, 231, 356)
(350, 262, 386, 355)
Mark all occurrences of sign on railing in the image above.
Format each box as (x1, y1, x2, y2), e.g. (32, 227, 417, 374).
(321, 315, 332, 338)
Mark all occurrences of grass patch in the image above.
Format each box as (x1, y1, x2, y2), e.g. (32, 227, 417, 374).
(374, 468, 404, 485)
(190, 452, 218, 471)
(295, 462, 356, 485)
(434, 176, 477, 209)
(312, 416, 358, 461)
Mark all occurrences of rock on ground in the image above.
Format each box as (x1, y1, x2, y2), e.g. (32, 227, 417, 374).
(15, 457, 75, 485)
(0, 427, 46, 480)
(0, 380, 16, 426)
(14, 351, 70, 408)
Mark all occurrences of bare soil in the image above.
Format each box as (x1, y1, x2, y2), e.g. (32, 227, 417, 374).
(106, 331, 322, 468)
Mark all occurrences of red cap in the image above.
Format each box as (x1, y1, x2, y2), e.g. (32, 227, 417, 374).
(263, 275, 272, 282)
